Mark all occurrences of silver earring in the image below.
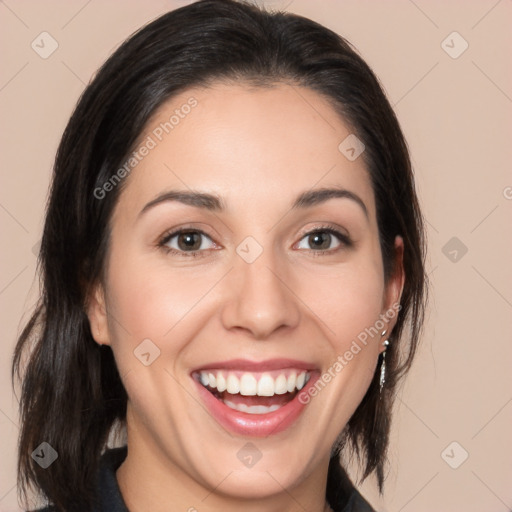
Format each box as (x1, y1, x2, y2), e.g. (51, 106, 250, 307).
(379, 331, 389, 394)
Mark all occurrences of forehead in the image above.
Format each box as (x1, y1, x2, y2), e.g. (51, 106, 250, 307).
(115, 82, 375, 221)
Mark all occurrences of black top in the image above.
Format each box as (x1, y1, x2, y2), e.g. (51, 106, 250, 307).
(34, 446, 375, 512)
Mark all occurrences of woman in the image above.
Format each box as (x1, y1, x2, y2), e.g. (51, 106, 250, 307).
(12, 0, 427, 510)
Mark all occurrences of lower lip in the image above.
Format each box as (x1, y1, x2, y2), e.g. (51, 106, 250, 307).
(193, 373, 319, 437)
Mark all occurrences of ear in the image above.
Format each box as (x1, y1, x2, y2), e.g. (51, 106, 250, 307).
(379, 235, 405, 352)
(86, 282, 111, 346)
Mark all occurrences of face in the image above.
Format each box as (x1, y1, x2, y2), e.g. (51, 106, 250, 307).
(89, 82, 403, 501)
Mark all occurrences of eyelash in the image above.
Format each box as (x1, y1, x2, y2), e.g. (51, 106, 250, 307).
(157, 224, 352, 258)
(300, 226, 353, 257)
(157, 228, 215, 259)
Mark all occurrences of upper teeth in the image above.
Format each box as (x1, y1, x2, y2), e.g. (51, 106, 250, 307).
(198, 370, 310, 396)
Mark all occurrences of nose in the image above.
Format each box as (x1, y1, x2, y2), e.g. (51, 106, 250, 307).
(220, 245, 301, 340)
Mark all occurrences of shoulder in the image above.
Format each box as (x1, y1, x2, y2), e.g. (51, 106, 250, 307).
(327, 455, 376, 512)
(342, 488, 376, 512)
(27, 446, 129, 512)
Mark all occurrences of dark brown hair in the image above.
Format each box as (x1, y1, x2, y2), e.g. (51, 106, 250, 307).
(12, 0, 428, 509)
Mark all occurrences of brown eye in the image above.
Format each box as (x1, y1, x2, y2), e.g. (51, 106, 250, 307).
(307, 232, 332, 250)
(176, 231, 203, 251)
(297, 229, 344, 252)
(160, 229, 216, 255)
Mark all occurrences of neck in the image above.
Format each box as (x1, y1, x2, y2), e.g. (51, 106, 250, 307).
(116, 417, 334, 512)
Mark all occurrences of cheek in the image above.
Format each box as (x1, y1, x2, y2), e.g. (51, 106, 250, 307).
(103, 248, 223, 348)
(297, 253, 385, 349)
(293, 258, 385, 436)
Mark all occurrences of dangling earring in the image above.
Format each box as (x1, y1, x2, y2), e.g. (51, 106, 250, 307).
(379, 330, 389, 394)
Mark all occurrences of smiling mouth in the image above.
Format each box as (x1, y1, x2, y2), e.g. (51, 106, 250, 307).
(193, 369, 312, 415)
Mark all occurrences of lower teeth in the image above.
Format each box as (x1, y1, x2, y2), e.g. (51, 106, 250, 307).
(223, 399, 282, 414)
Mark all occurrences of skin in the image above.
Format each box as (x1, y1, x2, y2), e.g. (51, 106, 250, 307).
(88, 82, 404, 512)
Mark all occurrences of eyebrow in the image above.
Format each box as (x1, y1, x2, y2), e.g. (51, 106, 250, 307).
(292, 187, 368, 218)
(138, 186, 368, 219)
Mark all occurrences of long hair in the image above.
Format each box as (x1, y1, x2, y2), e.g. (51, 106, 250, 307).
(12, 1, 428, 509)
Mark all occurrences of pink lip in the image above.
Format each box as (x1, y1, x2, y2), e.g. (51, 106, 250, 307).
(191, 358, 317, 373)
(192, 370, 320, 437)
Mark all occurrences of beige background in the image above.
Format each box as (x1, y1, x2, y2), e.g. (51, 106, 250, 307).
(1, 1, 511, 510)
